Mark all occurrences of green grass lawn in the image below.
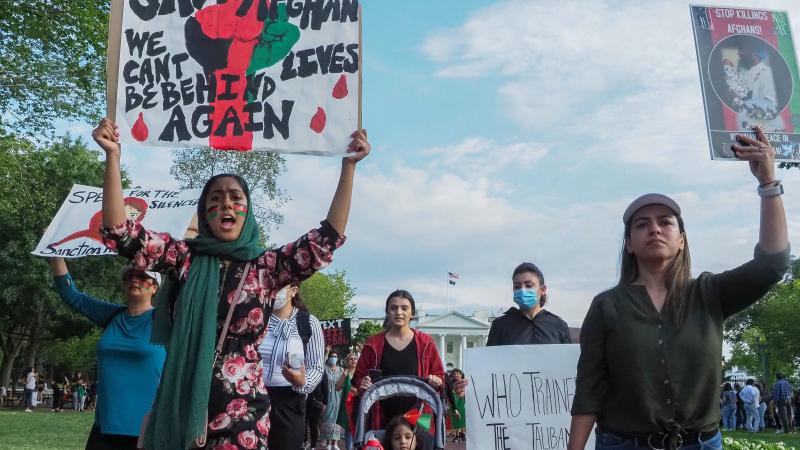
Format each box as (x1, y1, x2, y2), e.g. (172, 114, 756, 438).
(3, 408, 800, 450)
(0, 408, 95, 450)
(722, 429, 800, 448)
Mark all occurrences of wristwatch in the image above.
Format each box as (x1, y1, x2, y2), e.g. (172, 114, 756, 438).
(757, 180, 784, 198)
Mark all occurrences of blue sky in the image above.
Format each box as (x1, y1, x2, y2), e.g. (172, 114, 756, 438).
(64, 0, 800, 325)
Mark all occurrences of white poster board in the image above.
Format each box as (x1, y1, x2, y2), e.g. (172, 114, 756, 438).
(464, 344, 594, 450)
(33, 185, 201, 258)
(110, 0, 361, 154)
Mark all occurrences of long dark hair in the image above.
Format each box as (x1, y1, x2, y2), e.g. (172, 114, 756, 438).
(618, 215, 692, 323)
(383, 290, 416, 330)
(291, 283, 308, 311)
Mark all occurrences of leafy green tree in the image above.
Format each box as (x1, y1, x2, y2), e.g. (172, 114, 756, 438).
(299, 271, 356, 320)
(0, 0, 108, 135)
(169, 149, 287, 239)
(0, 135, 129, 387)
(38, 330, 102, 377)
(725, 257, 800, 387)
(353, 321, 383, 345)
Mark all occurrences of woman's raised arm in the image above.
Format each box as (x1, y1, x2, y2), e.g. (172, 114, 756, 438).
(49, 256, 68, 277)
(326, 129, 370, 234)
(732, 126, 788, 254)
(92, 118, 126, 228)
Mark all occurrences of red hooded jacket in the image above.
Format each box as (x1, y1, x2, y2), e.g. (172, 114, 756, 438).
(353, 329, 445, 430)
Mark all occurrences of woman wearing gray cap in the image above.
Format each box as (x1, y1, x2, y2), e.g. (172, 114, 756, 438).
(568, 127, 790, 450)
(48, 257, 166, 450)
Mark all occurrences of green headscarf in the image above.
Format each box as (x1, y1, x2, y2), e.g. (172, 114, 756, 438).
(145, 174, 265, 450)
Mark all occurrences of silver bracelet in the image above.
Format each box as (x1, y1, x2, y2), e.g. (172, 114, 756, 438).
(757, 180, 784, 198)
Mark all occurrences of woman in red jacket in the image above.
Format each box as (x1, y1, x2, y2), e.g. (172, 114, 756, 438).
(354, 290, 445, 428)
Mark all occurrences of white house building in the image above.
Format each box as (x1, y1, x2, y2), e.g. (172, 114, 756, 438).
(351, 310, 493, 369)
(415, 311, 491, 370)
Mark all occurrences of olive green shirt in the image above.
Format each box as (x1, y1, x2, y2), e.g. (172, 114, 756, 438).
(572, 245, 790, 434)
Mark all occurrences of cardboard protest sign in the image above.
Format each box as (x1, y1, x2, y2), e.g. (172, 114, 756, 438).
(464, 345, 593, 450)
(320, 318, 351, 347)
(108, 0, 361, 154)
(690, 5, 800, 162)
(33, 185, 201, 258)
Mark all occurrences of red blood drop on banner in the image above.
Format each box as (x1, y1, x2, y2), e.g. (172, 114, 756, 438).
(131, 112, 149, 141)
(310, 107, 326, 133)
(332, 74, 348, 99)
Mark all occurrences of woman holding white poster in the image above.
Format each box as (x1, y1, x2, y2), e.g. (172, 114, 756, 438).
(568, 127, 789, 450)
(92, 117, 370, 450)
(48, 257, 165, 450)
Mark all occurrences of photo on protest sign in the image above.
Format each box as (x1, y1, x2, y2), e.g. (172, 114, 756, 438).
(464, 344, 593, 450)
(33, 185, 201, 258)
(690, 5, 800, 162)
(320, 318, 352, 347)
(108, 0, 361, 154)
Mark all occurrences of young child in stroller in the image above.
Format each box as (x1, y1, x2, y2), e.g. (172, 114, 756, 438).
(381, 415, 423, 450)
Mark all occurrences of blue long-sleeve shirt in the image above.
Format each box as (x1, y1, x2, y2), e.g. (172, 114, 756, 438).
(54, 273, 165, 436)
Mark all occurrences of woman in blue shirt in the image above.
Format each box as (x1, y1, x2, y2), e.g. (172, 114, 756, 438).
(48, 257, 166, 450)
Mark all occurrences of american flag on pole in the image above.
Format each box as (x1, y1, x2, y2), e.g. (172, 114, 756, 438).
(448, 272, 460, 285)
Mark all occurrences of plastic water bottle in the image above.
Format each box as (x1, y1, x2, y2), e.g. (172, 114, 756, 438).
(286, 336, 304, 370)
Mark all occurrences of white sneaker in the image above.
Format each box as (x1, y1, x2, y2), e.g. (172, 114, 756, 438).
(24, 409, 32, 412)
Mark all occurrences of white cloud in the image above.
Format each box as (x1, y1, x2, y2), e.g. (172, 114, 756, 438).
(422, 137, 549, 178)
(421, 0, 800, 182)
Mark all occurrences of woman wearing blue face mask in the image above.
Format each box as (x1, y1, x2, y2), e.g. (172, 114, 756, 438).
(486, 262, 573, 346)
(321, 351, 345, 450)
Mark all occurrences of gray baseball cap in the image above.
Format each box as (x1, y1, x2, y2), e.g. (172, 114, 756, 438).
(623, 193, 681, 225)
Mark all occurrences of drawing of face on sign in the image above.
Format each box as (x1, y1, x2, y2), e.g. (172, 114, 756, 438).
(50, 197, 149, 248)
(124, 196, 149, 222)
(183, 0, 301, 150)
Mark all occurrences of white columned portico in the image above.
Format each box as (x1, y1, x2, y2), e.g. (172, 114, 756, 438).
(459, 335, 467, 369)
(438, 334, 446, 366)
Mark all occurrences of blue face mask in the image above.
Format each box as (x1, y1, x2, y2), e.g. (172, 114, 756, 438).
(328, 357, 338, 366)
(513, 288, 538, 310)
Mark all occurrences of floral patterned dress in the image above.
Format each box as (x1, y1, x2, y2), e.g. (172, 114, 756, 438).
(104, 219, 345, 450)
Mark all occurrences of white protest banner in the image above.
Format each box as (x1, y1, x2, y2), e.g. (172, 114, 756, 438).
(464, 344, 594, 450)
(690, 6, 800, 162)
(109, 0, 361, 154)
(33, 185, 201, 258)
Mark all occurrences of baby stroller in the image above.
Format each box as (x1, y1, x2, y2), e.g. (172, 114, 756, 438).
(354, 376, 446, 450)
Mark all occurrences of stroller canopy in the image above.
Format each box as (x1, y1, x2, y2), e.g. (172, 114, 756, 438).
(354, 376, 447, 450)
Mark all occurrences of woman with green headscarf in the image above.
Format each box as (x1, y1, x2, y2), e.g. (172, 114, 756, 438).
(92, 118, 371, 450)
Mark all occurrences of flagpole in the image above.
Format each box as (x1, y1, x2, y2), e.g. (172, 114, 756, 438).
(446, 272, 450, 312)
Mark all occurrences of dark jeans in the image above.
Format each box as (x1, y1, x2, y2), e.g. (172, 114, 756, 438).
(85, 424, 138, 450)
(268, 386, 307, 450)
(23, 388, 35, 408)
(777, 398, 793, 431)
(595, 430, 722, 450)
